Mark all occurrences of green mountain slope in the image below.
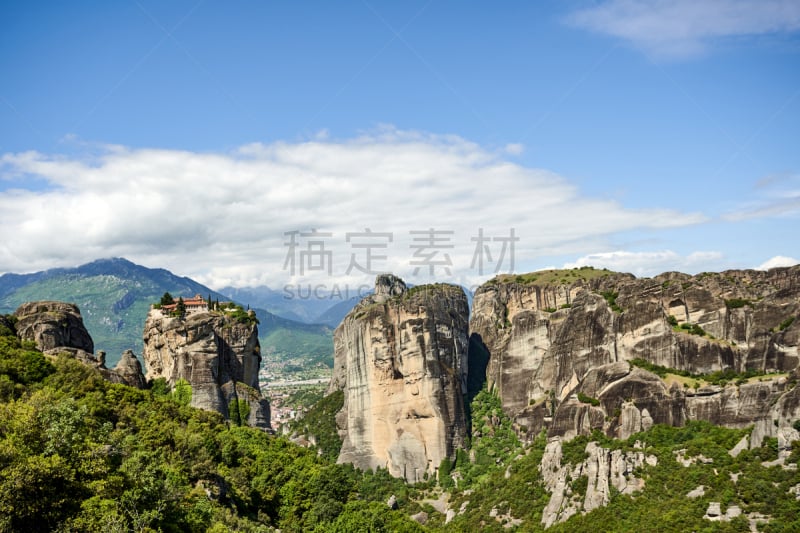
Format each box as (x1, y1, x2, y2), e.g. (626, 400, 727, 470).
(0, 258, 333, 369)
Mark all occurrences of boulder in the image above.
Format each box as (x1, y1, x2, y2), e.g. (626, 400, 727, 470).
(14, 301, 94, 353)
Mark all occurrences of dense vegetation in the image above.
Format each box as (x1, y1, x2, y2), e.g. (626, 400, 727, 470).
(437, 390, 800, 532)
(0, 320, 422, 532)
(289, 390, 344, 461)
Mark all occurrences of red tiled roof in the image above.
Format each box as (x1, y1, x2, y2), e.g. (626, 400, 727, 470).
(161, 294, 208, 311)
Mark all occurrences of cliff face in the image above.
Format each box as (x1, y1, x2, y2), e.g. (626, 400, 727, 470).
(142, 308, 269, 428)
(469, 267, 800, 443)
(329, 275, 469, 483)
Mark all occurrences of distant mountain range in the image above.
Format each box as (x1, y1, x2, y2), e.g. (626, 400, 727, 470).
(0, 258, 342, 367)
(217, 285, 361, 326)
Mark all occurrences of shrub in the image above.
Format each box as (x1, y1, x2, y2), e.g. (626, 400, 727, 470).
(577, 392, 600, 407)
(600, 291, 622, 313)
(689, 324, 706, 336)
(678, 323, 706, 336)
(725, 298, 752, 309)
(438, 457, 454, 489)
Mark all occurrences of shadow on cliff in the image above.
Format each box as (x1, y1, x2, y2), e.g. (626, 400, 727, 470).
(465, 333, 490, 436)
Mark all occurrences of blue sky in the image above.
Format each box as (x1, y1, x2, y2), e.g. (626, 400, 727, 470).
(0, 0, 798, 289)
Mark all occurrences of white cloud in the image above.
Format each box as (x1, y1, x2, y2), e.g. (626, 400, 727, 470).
(568, 0, 800, 59)
(0, 129, 707, 287)
(504, 143, 525, 155)
(564, 250, 724, 277)
(723, 174, 800, 221)
(757, 255, 799, 270)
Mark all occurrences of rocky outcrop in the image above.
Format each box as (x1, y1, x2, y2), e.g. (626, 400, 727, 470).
(13, 301, 94, 353)
(43, 347, 147, 388)
(13, 300, 147, 388)
(115, 349, 147, 389)
(540, 437, 657, 527)
(142, 308, 269, 428)
(469, 267, 800, 442)
(329, 275, 469, 483)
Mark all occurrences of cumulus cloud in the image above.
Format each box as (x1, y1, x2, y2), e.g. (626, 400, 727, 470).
(564, 250, 724, 277)
(568, 0, 800, 58)
(757, 255, 799, 270)
(0, 129, 707, 287)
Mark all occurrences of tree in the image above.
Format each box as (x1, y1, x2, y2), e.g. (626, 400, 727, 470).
(228, 398, 250, 427)
(172, 378, 192, 406)
(175, 297, 186, 317)
(160, 292, 174, 306)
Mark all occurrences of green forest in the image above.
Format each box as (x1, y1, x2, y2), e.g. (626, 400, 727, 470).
(2, 314, 799, 532)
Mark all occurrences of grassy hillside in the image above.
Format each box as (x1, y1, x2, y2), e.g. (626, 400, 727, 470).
(490, 266, 620, 286)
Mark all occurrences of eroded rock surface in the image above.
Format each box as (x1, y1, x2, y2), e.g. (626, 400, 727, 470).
(115, 349, 147, 389)
(13, 301, 146, 388)
(14, 301, 94, 353)
(470, 267, 800, 442)
(540, 437, 656, 528)
(143, 308, 269, 428)
(329, 275, 469, 483)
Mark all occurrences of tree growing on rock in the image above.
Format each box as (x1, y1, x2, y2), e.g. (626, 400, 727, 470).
(175, 297, 186, 318)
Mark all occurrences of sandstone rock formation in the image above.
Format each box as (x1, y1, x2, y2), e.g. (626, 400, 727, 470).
(142, 307, 269, 428)
(469, 267, 800, 443)
(115, 349, 147, 389)
(329, 275, 469, 483)
(13, 301, 94, 353)
(13, 301, 146, 388)
(539, 437, 656, 528)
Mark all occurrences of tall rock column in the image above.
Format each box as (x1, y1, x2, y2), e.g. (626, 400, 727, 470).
(329, 275, 469, 483)
(142, 307, 269, 428)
